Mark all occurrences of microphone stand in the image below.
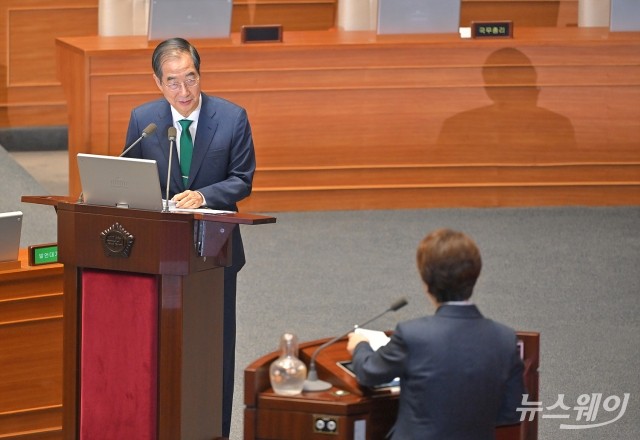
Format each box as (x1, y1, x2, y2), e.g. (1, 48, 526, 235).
(302, 297, 408, 392)
(120, 135, 145, 158)
(120, 123, 157, 158)
(164, 127, 177, 212)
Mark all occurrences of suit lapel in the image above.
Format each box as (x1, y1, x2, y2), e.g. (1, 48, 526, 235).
(188, 94, 219, 187)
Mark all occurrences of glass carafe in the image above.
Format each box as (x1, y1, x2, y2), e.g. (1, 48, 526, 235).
(269, 332, 307, 395)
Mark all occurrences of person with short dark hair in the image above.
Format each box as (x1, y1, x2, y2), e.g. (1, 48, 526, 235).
(347, 228, 524, 440)
(124, 37, 256, 437)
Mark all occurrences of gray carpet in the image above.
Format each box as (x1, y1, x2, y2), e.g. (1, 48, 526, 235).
(2, 146, 638, 439)
(0, 146, 57, 246)
(0, 126, 67, 151)
(236, 207, 640, 440)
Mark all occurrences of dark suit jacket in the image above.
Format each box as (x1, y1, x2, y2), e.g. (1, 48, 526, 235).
(124, 93, 256, 270)
(352, 304, 524, 440)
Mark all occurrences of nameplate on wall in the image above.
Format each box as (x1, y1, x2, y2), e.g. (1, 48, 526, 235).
(471, 21, 513, 39)
(241, 25, 283, 43)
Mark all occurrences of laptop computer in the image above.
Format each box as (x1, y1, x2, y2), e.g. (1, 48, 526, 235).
(77, 153, 165, 211)
(148, 0, 233, 41)
(0, 211, 23, 262)
(377, 0, 461, 35)
(610, 0, 640, 31)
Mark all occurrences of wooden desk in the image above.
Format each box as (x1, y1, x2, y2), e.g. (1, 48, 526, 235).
(245, 332, 539, 440)
(56, 29, 640, 211)
(0, 249, 64, 439)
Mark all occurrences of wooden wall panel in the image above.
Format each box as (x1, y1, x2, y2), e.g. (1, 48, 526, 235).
(0, 406, 62, 438)
(7, 7, 97, 85)
(0, 2, 97, 128)
(57, 29, 640, 211)
(242, 184, 640, 211)
(0, 251, 64, 439)
(233, 0, 337, 30)
(1, 0, 576, 129)
(0, 0, 337, 128)
(251, 164, 640, 188)
(0, 320, 63, 409)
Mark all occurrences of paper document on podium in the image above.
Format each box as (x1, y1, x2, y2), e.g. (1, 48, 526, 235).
(163, 200, 235, 215)
(354, 328, 390, 351)
(352, 328, 401, 389)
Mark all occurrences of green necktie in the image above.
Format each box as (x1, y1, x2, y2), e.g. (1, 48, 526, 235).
(178, 119, 193, 187)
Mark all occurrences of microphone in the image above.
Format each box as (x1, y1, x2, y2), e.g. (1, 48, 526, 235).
(164, 126, 177, 212)
(302, 297, 408, 392)
(120, 123, 157, 157)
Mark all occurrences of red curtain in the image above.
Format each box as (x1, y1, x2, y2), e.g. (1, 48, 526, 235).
(80, 269, 158, 439)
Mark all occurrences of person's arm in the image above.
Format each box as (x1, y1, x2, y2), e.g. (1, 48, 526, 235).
(496, 335, 526, 426)
(347, 332, 369, 353)
(193, 108, 255, 209)
(349, 327, 407, 388)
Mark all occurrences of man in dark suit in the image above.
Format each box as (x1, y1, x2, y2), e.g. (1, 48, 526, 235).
(123, 37, 256, 437)
(347, 228, 524, 440)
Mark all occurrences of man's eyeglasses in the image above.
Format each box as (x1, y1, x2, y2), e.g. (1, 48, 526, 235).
(163, 77, 199, 91)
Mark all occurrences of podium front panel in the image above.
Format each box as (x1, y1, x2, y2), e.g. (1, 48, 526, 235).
(79, 269, 158, 439)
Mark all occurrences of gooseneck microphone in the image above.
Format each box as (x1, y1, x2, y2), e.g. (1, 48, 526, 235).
(164, 126, 177, 212)
(120, 123, 157, 157)
(302, 297, 408, 392)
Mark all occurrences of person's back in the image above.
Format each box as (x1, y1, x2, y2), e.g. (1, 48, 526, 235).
(348, 228, 524, 440)
(390, 307, 523, 439)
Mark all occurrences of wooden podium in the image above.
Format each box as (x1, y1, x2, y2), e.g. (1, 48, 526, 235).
(23, 196, 275, 440)
(245, 332, 539, 440)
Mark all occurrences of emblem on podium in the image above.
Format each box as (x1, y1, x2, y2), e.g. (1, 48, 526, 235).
(101, 222, 135, 257)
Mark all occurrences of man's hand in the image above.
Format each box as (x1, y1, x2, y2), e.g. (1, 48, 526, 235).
(172, 190, 204, 208)
(347, 332, 370, 355)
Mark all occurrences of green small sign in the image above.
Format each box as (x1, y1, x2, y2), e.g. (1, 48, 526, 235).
(31, 244, 59, 265)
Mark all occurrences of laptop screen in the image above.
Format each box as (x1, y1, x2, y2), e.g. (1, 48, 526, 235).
(377, 0, 461, 35)
(148, 0, 233, 41)
(77, 153, 165, 211)
(0, 211, 22, 262)
(610, 0, 640, 32)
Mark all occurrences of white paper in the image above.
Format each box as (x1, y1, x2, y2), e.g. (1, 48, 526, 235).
(354, 327, 390, 351)
(163, 199, 235, 215)
(170, 208, 235, 215)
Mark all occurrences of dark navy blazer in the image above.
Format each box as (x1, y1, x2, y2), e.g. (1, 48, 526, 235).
(123, 93, 256, 270)
(352, 304, 525, 440)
